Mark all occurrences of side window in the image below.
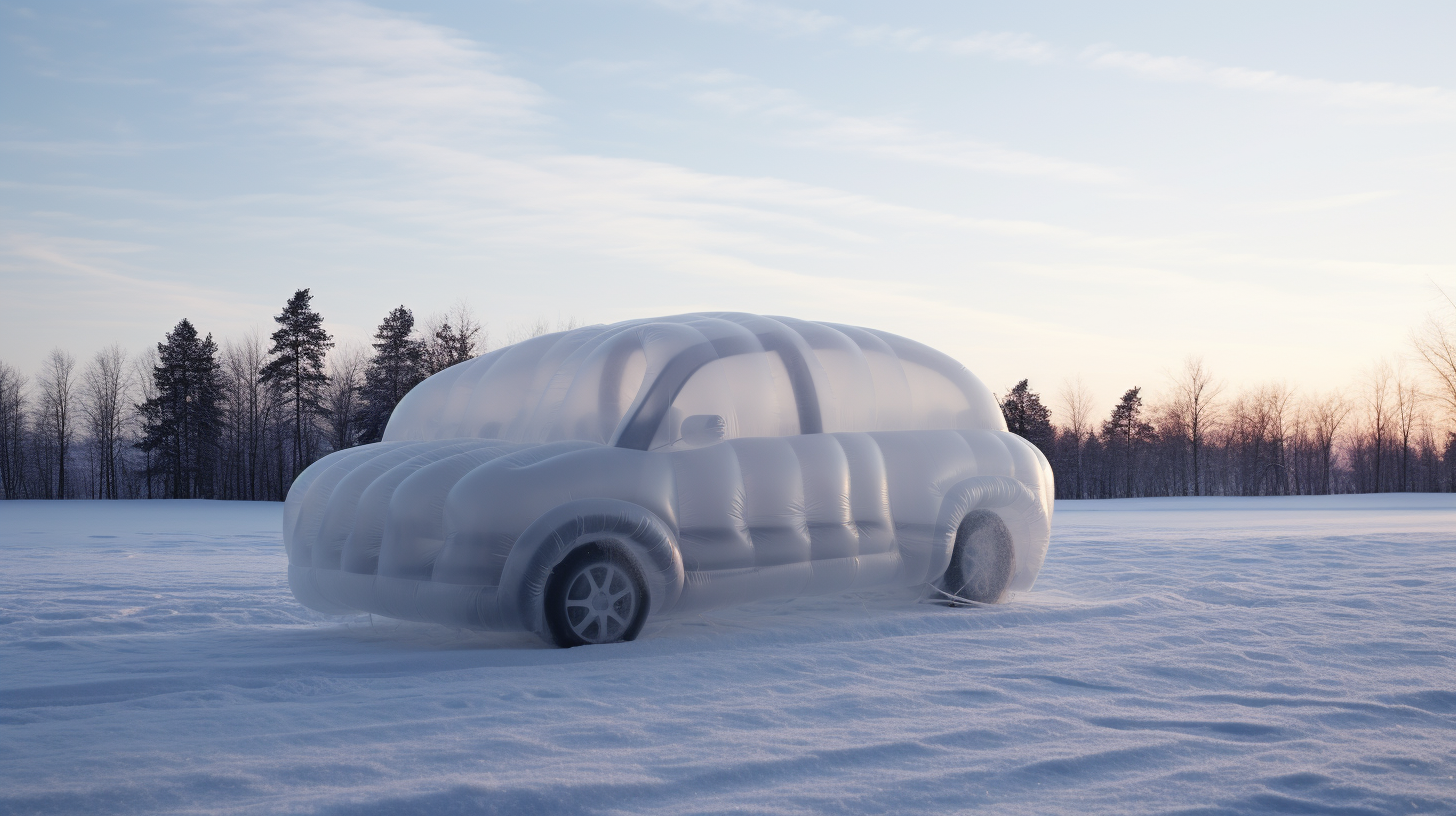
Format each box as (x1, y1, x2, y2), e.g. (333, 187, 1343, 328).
(650, 351, 800, 449)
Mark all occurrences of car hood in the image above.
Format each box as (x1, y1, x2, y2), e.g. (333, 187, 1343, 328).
(284, 438, 603, 571)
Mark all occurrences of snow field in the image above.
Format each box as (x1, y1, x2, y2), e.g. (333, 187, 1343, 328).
(2, 496, 1454, 815)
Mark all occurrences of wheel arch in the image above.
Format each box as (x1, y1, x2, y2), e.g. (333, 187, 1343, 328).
(933, 475, 1051, 594)
(496, 498, 685, 637)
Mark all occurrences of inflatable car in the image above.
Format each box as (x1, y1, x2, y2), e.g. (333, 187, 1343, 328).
(284, 313, 1053, 647)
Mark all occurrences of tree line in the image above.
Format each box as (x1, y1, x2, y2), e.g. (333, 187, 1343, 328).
(0, 291, 513, 500)
(999, 302, 1456, 497)
(2, 293, 1454, 501)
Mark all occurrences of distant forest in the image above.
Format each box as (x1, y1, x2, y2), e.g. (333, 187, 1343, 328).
(2, 291, 1455, 500)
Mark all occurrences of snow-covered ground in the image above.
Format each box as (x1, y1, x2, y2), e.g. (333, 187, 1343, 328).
(3, 496, 1454, 815)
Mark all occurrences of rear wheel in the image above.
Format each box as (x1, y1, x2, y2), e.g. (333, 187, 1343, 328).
(941, 510, 1016, 604)
(544, 543, 649, 648)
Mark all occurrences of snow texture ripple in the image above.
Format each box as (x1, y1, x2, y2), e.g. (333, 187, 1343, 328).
(2, 496, 1454, 815)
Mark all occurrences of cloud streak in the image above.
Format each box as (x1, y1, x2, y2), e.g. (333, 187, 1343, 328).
(1084, 47, 1456, 122)
(688, 76, 1122, 184)
(645, 0, 1056, 63)
(847, 27, 1056, 64)
(185, 0, 1142, 276)
(202, 0, 548, 144)
(145, 0, 1431, 298)
(0, 230, 268, 324)
(646, 0, 1456, 120)
(644, 0, 839, 35)
(7, 0, 1440, 399)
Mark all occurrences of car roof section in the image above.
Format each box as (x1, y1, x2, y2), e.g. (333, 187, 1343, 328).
(382, 312, 1005, 445)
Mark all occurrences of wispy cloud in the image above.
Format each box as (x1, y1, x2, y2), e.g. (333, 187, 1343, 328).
(17, 0, 1411, 290)
(183, 0, 1138, 266)
(646, 0, 1455, 121)
(644, 0, 1055, 63)
(688, 76, 1122, 184)
(644, 0, 840, 35)
(847, 27, 1056, 64)
(944, 31, 1056, 63)
(1084, 47, 1456, 122)
(0, 230, 267, 322)
(202, 0, 548, 143)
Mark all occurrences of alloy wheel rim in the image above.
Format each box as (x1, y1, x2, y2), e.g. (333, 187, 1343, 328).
(563, 563, 638, 643)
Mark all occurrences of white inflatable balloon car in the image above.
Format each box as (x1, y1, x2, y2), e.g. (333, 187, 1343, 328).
(284, 313, 1053, 647)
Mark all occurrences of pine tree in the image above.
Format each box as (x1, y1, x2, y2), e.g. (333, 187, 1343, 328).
(358, 306, 426, 444)
(260, 289, 333, 482)
(1102, 386, 1154, 498)
(137, 319, 223, 498)
(1000, 379, 1054, 456)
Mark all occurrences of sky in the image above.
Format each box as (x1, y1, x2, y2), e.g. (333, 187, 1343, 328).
(2, 0, 1454, 415)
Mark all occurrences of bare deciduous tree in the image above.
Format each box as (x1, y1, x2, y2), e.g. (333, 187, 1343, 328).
(1306, 390, 1351, 495)
(1168, 356, 1224, 496)
(1394, 366, 1422, 492)
(422, 301, 486, 374)
(36, 349, 77, 498)
(80, 345, 132, 500)
(1261, 382, 1297, 495)
(1412, 286, 1456, 427)
(0, 362, 28, 499)
(37, 349, 77, 499)
(222, 330, 271, 501)
(1364, 362, 1394, 492)
(322, 342, 369, 453)
(1226, 388, 1271, 495)
(505, 316, 580, 346)
(1058, 377, 1094, 499)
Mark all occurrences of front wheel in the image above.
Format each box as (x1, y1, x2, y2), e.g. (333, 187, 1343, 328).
(941, 510, 1016, 604)
(544, 543, 650, 648)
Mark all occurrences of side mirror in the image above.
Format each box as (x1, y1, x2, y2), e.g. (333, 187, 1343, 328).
(680, 414, 726, 446)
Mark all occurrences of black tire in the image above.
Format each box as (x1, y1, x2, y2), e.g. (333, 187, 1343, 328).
(544, 543, 650, 648)
(941, 510, 1016, 605)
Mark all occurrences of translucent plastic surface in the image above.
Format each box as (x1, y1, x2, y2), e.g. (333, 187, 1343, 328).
(285, 313, 1054, 641)
(381, 313, 1006, 446)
